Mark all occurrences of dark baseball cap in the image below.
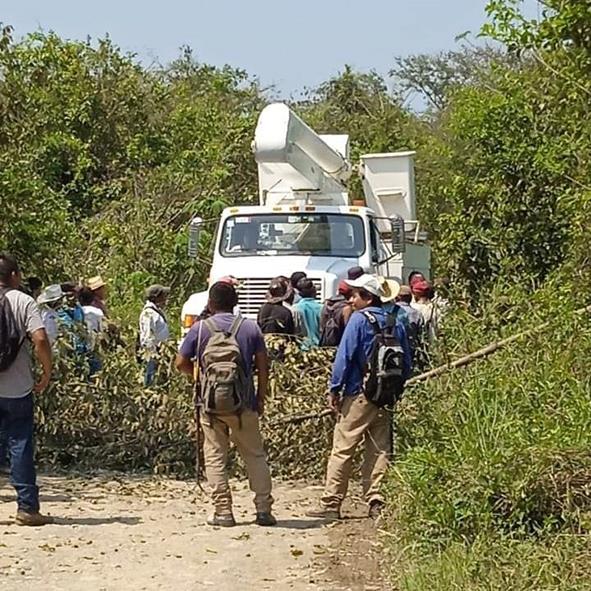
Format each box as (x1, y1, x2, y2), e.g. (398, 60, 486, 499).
(145, 284, 171, 300)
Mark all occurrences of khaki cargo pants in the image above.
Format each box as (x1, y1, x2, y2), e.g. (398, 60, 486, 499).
(321, 394, 391, 510)
(200, 410, 273, 516)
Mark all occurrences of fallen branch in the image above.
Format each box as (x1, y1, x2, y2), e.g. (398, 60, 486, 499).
(267, 408, 333, 426)
(407, 304, 591, 386)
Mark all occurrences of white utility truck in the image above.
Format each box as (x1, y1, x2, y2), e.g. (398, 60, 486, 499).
(181, 102, 430, 325)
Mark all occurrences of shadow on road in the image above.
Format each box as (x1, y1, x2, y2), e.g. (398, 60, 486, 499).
(52, 515, 142, 526)
(273, 518, 327, 530)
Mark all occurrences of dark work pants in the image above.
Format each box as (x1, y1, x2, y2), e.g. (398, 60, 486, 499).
(144, 357, 158, 387)
(0, 393, 39, 513)
(0, 431, 8, 468)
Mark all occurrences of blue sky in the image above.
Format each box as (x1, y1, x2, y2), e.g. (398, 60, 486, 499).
(3, 0, 540, 97)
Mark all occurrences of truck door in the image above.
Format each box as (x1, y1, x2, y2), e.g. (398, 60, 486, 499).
(369, 218, 390, 277)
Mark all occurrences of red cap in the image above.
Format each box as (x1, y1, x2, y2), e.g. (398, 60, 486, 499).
(338, 280, 351, 296)
(409, 273, 425, 287)
(218, 276, 240, 286)
(411, 279, 431, 298)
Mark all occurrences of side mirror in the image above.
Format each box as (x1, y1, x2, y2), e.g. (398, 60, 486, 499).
(188, 216, 203, 258)
(390, 215, 405, 254)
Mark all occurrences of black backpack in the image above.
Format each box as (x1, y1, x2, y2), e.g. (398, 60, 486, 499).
(0, 287, 23, 372)
(362, 310, 405, 408)
(319, 296, 349, 347)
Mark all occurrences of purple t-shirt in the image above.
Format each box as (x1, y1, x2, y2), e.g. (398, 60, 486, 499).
(179, 313, 266, 410)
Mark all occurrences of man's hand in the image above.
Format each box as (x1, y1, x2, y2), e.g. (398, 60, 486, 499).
(175, 353, 194, 376)
(34, 372, 51, 393)
(254, 350, 269, 417)
(327, 392, 341, 414)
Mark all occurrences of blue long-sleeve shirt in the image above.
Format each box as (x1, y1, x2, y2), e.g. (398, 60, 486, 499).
(330, 306, 412, 396)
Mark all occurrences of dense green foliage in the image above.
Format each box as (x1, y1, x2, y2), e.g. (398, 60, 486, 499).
(381, 2, 591, 589)
(2, 1, 591, 587)
(0, 28, 263, 319)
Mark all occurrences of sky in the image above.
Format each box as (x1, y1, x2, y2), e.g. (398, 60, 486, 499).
(3, 0, 541, 98)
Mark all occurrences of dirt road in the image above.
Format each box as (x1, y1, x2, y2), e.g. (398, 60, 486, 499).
(0, 474, 389, 590)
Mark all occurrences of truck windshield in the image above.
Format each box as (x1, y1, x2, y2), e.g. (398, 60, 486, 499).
(220, 213, 366, 257)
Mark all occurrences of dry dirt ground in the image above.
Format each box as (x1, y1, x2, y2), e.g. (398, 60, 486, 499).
(0, 474, 390, 591)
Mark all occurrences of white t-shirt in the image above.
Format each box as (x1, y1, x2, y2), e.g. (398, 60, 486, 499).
(139, 302, 170, 352)
(39, 307, 60, 345)
(82, 305, 104, 334)
(0, 290, 45, 399)
(411, 301, 437, 341)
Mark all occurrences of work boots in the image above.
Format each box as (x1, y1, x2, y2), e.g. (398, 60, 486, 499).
(16, 511, 54, 526)
(255, 512, 277, 526)
(206, 513, 236, 527)
(305, 506, 341, 520)
(368, 500, 385, 520)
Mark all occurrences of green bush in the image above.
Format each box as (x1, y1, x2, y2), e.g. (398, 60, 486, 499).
(383, 300, 591, 589)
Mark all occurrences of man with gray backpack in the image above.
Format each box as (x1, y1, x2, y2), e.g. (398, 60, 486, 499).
(176, 281, 275, 527)
(0, 253, 53, 526)
(307, 274, 411, 520)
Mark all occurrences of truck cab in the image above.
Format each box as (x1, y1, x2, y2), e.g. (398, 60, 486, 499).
(182, 103, 430, 325)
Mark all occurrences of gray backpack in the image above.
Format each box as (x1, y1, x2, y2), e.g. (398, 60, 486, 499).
(201, 316, 247, 415)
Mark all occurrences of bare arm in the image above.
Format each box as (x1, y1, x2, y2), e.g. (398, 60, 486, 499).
(175, 353, 194, 376)
(31, 328, 52, 393)
(254, 349, 269, 414)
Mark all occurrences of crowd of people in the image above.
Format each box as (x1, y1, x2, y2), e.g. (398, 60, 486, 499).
(0, 253, 178, 524)
(18, 275, 109, 375)
(255, 266, 443, 372)
(0, 250, 447, 528)
(12, 271, 173, 386)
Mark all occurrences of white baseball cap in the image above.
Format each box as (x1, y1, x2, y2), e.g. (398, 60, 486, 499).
(344, 274, 383, 297)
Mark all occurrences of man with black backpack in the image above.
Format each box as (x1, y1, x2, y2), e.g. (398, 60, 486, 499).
(307, 274, 411, 520)
(0, 253, 53, 526)
(176, 281, 276, 528)
(319, 280, 353, 347)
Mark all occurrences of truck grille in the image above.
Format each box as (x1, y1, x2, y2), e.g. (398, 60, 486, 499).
(237, 277, 323, 318)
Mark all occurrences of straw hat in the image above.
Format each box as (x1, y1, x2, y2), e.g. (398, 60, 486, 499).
(378, 276, 401, 303)
(87, 275, 106, 291)
(37, 284, 64, 304)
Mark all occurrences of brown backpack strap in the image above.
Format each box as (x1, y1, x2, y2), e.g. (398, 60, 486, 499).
(229, 316, 244, 338)
(204, 317, 221, 334)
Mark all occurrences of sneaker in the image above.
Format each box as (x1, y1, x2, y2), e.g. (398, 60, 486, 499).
(255, 512, 277, 526)
(305, 506, 341, 520)
(206, 513, 236, 527)
(368, 500, 384, 520)
(15, 511, 54, 526)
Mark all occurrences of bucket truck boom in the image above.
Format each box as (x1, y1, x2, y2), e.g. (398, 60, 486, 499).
(253, 103, 351, 205)
(182, 103, 430, 324)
